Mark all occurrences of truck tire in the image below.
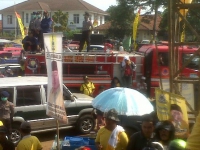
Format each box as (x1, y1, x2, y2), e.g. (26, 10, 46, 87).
(76, 114, 95, 134)
(11, 122, 22, 145)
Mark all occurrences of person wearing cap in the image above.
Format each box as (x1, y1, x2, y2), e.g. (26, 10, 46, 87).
(40, 10, 52, 50)
(126, 114, 156, 150)
(22, 31, 39, 52)
(34, 11, 42, 49)
(79, 12, 93, 52)
(41, 11, 52, 33)
(137, 76, 147, 96)
(119, 42, 124, 52)
(29, 12, 37, 34)
(17, 121, 42, 150)
(80, 76, 95, 97)
(0, 125, 15, 150)
(168, 139, 186, 150)
(0, 91, 14, 140)
(121, 56, 137, 88)
(95, 108, 128, 150)
(155, 120, 175, 150)
(3, 66, 14, 77)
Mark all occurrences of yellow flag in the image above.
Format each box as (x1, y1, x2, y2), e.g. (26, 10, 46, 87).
(15, 12, 25, 39)
(180, 0, 193, 42)
(133, 8, 141, 50)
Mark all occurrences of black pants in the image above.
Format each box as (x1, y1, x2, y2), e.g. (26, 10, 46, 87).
(123, 76, 132, 88)
(79, 30, 90, 52)
(0, 118, 12, 139)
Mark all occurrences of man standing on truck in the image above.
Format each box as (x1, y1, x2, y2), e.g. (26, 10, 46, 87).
(80, 75, 95, 97)
(79, 12, 93, 52)
(0, 91, 14, 140)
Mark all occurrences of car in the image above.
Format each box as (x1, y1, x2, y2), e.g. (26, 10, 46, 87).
(67, 41, 80, 51)
(0, 76, 95, 144)
(141, 40, 150, 44)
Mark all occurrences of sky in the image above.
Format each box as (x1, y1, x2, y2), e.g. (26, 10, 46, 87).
(0, 0, 118, 11)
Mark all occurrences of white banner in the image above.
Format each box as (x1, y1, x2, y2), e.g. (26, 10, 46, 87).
(44, 32, 67, 123)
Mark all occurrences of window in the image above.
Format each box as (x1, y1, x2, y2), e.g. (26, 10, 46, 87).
(183, 53, 200, 70)
(16, 86, 41, 106)
(7, 15, 12, 24)
(26, 13, 29, 23)
(158, 52, 169, 66)
(73, 14, 79, 24)
(100, 16, 102, 25)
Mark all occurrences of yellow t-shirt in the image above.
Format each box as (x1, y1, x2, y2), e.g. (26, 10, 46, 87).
(17, 135, 42, 150)
(80, 82, 95, 96)
(95, 127, 129, 150)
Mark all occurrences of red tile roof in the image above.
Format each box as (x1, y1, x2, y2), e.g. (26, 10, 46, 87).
(0, 0, 107, 15)
(95, 15, 162, 31)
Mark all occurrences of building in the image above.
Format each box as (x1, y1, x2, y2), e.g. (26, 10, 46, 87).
(0, 0, 108, 34)
(95, 15, 162, 41)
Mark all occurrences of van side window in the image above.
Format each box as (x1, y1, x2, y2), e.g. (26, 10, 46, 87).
(16, 86, 41, 106)
(44, 85, 71, 100)
(0, 88, 14, 103)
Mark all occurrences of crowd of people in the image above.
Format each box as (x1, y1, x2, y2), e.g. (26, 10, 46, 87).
(22, 11, 52, 52)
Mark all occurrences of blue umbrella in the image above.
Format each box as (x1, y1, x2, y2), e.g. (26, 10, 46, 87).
(92, 87, 154, 116)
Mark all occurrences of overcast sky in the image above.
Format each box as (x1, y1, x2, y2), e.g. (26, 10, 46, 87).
(0, 0, 117, 11)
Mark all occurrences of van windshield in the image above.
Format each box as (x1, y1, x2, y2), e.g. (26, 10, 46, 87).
(183, 54, 200, 70)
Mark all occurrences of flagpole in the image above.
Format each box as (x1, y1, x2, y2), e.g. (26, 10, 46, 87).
(14, 0, 16, 39)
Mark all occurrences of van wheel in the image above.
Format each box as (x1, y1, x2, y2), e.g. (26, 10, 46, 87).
(11, 123, 22, 145)
(76, 115, 95, 134)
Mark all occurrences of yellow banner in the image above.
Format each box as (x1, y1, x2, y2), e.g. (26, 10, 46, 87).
(15, 12, 25, 39)
(155, 88, 189, 138)
(133, 8, 141, 50)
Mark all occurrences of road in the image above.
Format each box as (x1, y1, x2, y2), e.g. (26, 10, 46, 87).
(33, 127, 94, 150)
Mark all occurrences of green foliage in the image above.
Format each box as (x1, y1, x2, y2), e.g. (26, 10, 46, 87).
(63, 30, 81, 39)
(52, 10, 69, 32)
(106, 1, 135, 39)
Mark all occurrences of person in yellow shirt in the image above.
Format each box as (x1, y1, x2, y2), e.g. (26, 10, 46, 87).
(80, 76, 95, 97)
(95, 109, 128, 150)
(17, 121, 42, 150)
(0, 123, 15, 150)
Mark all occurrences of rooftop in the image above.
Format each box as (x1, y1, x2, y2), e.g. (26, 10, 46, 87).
(0, 0, 107, 15)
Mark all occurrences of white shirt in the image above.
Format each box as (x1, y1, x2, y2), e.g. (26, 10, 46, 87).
(119, 46, 124, 51)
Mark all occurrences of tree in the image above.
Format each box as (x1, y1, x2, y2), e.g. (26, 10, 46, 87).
(52, 10, 69, 32)
(106, 1, 135, 39)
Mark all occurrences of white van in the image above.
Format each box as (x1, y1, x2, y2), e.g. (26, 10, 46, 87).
(0, 76, 94, 144)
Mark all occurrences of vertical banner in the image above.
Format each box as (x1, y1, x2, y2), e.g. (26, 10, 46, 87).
(15, 12, 25, 39)
(133, 8, 141, 51)
(155, 88, 189, 138)
(44, 32, 68, 123)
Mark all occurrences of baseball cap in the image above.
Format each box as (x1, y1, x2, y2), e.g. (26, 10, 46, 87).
(104, 108, 119, 122)
(83, 75, 89, 79)
(124, 56, 129, 60)
(20, 121, 31, 130)
(1, 91, 10, 97)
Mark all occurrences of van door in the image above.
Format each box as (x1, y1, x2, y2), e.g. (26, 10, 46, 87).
(14, 85, 46, 131)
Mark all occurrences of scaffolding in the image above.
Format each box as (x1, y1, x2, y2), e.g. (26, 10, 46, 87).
(168, 0, 200, 115)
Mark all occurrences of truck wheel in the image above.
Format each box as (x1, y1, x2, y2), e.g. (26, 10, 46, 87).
(11, 123, 22, 145)
(76, 115, 95, 134)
